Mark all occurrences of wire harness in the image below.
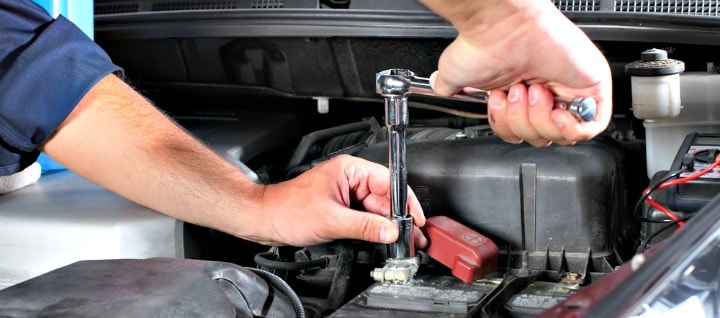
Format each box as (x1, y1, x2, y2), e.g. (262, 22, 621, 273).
(636, 149, 720, 250)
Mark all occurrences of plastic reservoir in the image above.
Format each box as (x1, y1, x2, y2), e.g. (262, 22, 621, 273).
(644, 72, 720, 178)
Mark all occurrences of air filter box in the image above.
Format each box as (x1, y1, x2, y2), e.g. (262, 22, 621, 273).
(358, 136, 628, 278)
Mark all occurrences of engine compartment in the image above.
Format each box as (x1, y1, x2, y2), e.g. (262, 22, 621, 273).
(177, 115, 636, 317)
(4, 0, 720, 317)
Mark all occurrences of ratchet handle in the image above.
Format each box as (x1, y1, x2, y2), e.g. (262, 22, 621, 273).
(409, 75, 596, 122)
(406, 76, 490, 104)
(375, 69, 597, 122)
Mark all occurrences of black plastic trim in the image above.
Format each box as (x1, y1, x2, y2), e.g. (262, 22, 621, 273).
(96, 10, 720, 45)
(95, 10, 456, 39)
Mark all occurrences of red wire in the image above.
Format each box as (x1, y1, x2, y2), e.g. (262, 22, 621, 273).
(643, 155, 720, 228)
(658, 160, 720, 189)
(644, 195, 684, 226)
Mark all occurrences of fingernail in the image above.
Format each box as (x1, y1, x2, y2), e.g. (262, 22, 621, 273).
(382, 225, 399, 243)
(553, 117, 564, 129)
(428, 72, 438, 89)
(528, 88, 538, 105)
(380, 226, 397, 243)
(508, 87, 519, 102)
(379, 226, 387, 242)
(488, 98, 502, 110)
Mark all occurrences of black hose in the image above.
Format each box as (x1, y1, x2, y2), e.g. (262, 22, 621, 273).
(285, 121, 371, 171)
(322, 130, 372, 156)
(285, 142, 371, 179)
(325, 252, 354, 310)
(633, 168, 685, 223)
(285, 164, 312, 179)
(638, 217, 689, 253)
(254, 252, 329, 271)
(247, 267, 306, 318)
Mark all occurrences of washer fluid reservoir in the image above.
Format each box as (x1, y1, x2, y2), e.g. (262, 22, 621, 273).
(625, 48, 685, 119)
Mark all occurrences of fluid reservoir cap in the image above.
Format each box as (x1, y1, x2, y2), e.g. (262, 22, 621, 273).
(625, 48, 685, 76)
(641, 48, 667, 61)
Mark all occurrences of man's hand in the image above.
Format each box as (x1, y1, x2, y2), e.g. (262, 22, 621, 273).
(421, 0, 612, 146)
(252, 155, 428, 248)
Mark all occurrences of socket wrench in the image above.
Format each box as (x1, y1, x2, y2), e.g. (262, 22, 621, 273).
(375, 68, 596, 262)
(377, 69, 597, 122)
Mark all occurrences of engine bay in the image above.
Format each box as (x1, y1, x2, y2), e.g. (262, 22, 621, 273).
(177, 108, 635, 317)
(4, 0, 720, 317)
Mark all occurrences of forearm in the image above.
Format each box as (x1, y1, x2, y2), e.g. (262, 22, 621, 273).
(418, 0, 557, 34)
(41, 74, 266, 241)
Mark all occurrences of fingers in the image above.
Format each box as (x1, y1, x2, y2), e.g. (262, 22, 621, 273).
(527, 85, 572, 146)
(325, 204, 428, 248)
(488, 83, 605, 146)
(412, 225, 428, 249)
(330, 155, 427, 247)
(504, 85, 549, 147)
(487, 90, 521, 144)
(338, 155, 426, 228)
(327, 209, 400, 244)
(551, 83, 613, 142)
(360, 189, 425, 229)
(406, 187, 426, 227)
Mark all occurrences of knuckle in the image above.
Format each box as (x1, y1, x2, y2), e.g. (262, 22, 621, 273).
(358, 216, 376, 242)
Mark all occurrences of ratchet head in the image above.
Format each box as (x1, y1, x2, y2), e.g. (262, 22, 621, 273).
(376, 69, 415, 97)
(376, 68, 486, 102)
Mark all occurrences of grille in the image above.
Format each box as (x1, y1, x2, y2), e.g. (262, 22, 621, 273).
(93, 0, 720, 16)
(95, 3, 140, 14)
(554, 0, 720, 16)
(251, 0, 285, 8)
(152, 1, 237, 11)
(554, 0, 601, 12)
(615, 0, 720, 15)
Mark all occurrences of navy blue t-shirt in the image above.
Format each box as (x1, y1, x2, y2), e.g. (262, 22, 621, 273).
(0, 0, 122, 176)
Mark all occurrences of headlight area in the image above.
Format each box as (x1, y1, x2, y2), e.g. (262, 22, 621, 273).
(630, 218, 720, 317)
(543, 192, 720, 318)
(633, 234, 720, 317)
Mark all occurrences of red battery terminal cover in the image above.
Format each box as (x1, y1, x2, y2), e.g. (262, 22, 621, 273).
(423, 216, 499, 283)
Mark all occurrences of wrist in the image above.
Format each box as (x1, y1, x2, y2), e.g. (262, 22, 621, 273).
(222, 181, 272, 243)
(420, 0, 558, 35)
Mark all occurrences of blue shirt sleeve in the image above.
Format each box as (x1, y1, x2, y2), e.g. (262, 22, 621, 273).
(0, 0, 123, 176)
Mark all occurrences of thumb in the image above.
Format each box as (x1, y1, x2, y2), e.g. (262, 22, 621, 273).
(332, 208, 399, 244)
(429, 71, 463, 97)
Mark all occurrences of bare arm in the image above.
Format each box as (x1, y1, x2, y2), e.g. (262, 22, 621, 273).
(40, 74, 426, 247)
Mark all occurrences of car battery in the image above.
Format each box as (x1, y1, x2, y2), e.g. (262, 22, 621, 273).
(665, 133, 720, 212)
(329, 275, 502, 317)
(357, 135, 628, 277)
(641, 133, 720, 248)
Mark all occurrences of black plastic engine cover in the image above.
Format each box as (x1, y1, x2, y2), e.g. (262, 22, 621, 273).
(0, 258, 295, 317)
(358, 136, 629, 274)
